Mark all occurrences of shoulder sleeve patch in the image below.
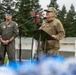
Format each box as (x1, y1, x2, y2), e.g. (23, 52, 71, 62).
(16, 23, 18, 26)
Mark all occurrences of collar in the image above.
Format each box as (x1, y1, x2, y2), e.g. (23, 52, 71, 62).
(5, 20, 12, 25)
(46, 18, 55, 23)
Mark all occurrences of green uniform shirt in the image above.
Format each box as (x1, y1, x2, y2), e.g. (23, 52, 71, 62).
(0, 21, 19, 40)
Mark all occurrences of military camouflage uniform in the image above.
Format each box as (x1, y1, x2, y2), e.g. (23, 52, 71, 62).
(0, 21, 19, 64)
(39, 18, 65, 55)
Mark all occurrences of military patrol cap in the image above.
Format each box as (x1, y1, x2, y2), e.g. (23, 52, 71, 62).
(5, 10, 12, 15)
(44, 7, 57, 14)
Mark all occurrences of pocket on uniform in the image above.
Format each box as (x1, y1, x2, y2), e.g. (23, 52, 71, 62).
(46, 40, 55, 49)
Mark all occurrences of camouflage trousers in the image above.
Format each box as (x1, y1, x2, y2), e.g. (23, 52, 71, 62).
(34, 49, 59, 59)
(46, 49, 59, 55)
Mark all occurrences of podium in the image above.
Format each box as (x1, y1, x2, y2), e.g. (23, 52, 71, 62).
(33, 29, 55, 41)
(28, 29, 55, 58)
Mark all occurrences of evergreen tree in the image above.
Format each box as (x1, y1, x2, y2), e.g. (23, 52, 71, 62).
(0, 0, 18, 22)
(0, 3, 4, 23)
(58, 5, 67, 22)
(66, 4, 76, 37)
(16, 0, 42, 36)
(58, 5, 67, 37)
(47, 0, 59, 11)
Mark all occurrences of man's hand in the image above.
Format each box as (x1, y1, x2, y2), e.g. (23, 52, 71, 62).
(1, 40, 6, 45)
(1, 39, 9, 45)
(5, 40, 10, 45)
(52, 35, 56, 39)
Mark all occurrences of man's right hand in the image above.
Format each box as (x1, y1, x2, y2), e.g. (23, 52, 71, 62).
(0, 39, 9, 45)
(1, 39, 6, 45)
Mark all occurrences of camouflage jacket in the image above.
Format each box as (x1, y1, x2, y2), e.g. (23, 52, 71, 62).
(39, 18, 65, 50)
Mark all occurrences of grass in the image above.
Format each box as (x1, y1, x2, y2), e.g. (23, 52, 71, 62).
(4, 57, 8, 64)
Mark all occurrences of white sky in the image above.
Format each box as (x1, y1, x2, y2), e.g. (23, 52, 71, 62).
(39, 0, 76, 11)
(0, 0, 76, 11)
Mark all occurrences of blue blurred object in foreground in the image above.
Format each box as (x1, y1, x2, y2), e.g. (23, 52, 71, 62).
(0, 54, 76, 75)
(6, 60, 20, 70)
(0, 66, 17, 75)
(18, 58, 40, 75)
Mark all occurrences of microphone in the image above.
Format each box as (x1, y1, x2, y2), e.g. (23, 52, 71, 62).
(30, 15, 39, 19)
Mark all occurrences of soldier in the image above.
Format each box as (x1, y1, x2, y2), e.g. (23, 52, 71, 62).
(0, 10, 19, 65)
(38, 7, 65, 56)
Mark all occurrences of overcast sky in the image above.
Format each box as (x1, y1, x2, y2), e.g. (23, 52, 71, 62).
(39, 0, 76, 11)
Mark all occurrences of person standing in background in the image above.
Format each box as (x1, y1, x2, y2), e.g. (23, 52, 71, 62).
(0, 10, 19, 65)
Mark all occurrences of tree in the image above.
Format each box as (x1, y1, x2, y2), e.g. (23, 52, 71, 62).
(47, 0, 59, 11)
(58, 5, 67, 37)
(0, 3, 4, 23)
(65, 4, 76, 37)
(16, 0, 42, 36)
(0, 0, 18, 22)
(58, 5, 67, 21)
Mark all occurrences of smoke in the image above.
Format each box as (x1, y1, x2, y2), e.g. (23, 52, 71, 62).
(0, 55, 76, 75)
(0, 66, 17, 75)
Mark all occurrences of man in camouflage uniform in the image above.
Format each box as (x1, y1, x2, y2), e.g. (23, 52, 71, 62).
(0, 10, 19, 65)
(39, 7, 65, 55)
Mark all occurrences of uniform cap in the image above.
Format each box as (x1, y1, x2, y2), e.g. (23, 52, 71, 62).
(5, 10, 12, 15)
(44, 7, 57, 14)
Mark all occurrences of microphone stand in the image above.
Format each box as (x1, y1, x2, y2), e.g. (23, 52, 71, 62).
(19, 26, 22, 62)
(31, 15, 42, 60)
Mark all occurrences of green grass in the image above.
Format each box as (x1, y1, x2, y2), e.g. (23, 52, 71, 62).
(4, 57, 8, 64)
